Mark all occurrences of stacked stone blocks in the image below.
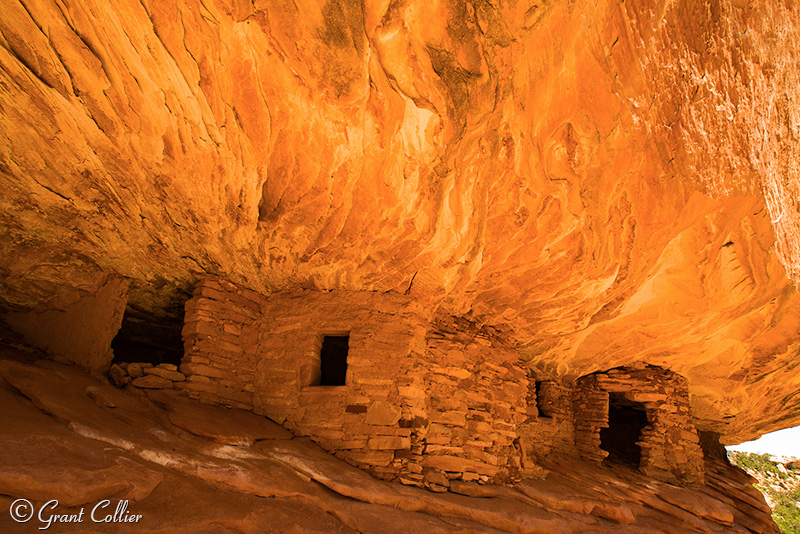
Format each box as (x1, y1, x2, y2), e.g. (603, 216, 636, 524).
(178, 277, 527, 487)
(518, 379, 576, 462)
(419, 317, 528, 488)
(574, 365, 706, 485)
(175, 276, 706, 490)
(178, 277, 263, 409)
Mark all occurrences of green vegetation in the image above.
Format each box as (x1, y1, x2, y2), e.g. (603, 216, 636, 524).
(734, 452, 783, 476)
(773, 486, 800, 534)
(729, 451, 800, 534)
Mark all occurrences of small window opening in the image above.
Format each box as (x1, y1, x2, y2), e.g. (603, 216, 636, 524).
(319, 335, 349, 386)
(600, 393, 648, 467)
(535, 381, 553, 418)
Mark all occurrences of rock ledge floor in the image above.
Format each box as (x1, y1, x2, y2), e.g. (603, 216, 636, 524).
(0, 353, 779, 533)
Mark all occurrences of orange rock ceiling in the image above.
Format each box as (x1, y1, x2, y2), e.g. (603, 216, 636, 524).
(1, 0, 800, 444)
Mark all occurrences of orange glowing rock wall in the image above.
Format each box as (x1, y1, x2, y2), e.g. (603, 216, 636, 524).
(2, 0, 800, 444)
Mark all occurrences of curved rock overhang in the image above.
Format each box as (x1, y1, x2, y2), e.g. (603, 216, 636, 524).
(1, 0, 800, 444)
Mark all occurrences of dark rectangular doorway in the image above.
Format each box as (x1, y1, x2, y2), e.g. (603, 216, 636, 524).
(600, 393, 648, 467)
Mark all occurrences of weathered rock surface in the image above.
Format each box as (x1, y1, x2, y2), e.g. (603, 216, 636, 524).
(1, 0, 800, 444)
(146, 389, 293, 445)
(2, 276, 128, 371)
(0, 357, 783, 533)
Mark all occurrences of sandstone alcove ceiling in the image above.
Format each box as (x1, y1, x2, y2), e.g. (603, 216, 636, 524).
(1, 0, 800, 460)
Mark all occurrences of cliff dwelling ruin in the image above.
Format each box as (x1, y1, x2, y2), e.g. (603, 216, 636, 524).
(2, 0, 800, 532)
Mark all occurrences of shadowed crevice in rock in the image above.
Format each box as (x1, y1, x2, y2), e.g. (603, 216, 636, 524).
(111, 305, 185, 367)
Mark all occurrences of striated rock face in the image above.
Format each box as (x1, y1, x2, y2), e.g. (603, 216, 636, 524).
(2, 0, 800, 447)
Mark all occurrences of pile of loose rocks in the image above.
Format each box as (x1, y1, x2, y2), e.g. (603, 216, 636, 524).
(108, 362, 187, 389)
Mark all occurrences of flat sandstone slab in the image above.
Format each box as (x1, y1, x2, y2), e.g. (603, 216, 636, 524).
(146, 389, 293, 445)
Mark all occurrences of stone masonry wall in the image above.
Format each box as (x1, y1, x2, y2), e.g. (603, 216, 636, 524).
(418, 316, 528, 490)
(249, 289, 431, 482)
(573, 377, 610, 463)
(575, 365, 706, 485)
(178, 277, 264, 409)
(518, 379, 576, 463)
(178, 277, 531, 487)
(176, 278, 704, 488)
